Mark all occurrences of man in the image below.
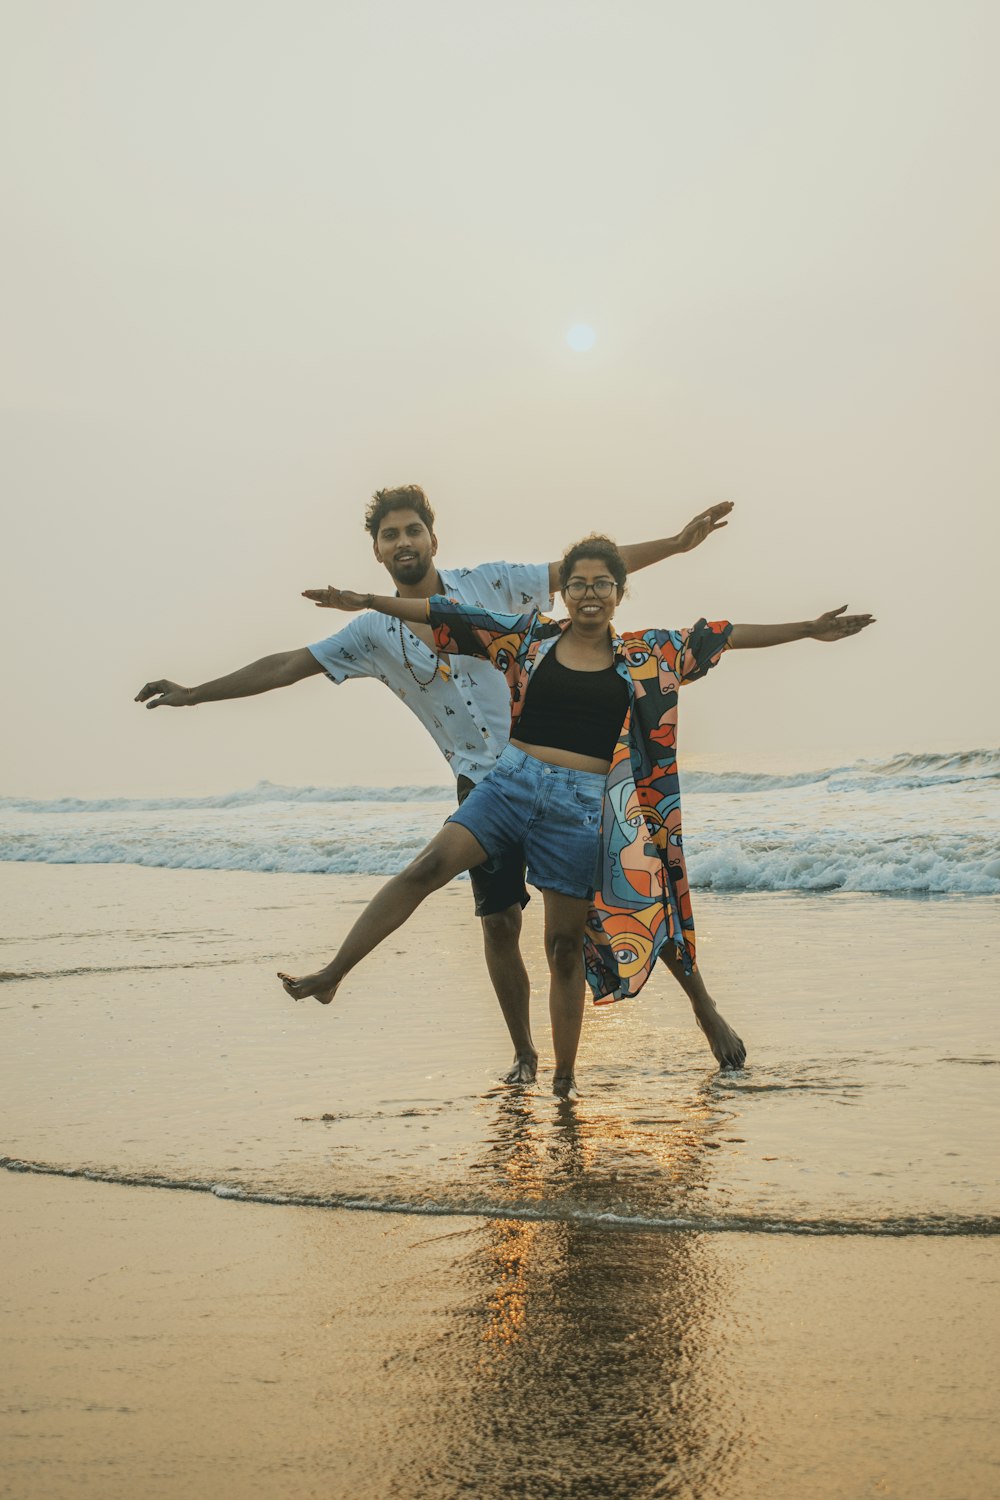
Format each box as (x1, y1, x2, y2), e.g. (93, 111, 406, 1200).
(136, 484, 740, 1079)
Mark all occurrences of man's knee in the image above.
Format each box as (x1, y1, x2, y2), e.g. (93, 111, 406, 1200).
(481, 904, 522, 949)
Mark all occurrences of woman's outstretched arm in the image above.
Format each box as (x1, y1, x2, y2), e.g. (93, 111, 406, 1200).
(302, 586, 537, 664)
(729, 606, 875, 649)
(301, 586, 428, 622)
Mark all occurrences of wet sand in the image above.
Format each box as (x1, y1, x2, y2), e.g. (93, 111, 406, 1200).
(3, 1171, 998, 1500)
(3, 863, 1000, 1497)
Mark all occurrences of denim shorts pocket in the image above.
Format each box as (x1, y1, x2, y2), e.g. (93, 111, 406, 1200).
(571, 783, 603, 821)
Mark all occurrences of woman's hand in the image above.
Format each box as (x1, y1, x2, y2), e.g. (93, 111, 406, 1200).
(729, 607, 875, 649)
(808, 606, 876, 642)
(301, 586, 373, 612)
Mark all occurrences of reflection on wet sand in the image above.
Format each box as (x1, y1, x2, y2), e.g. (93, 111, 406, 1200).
(402, 1092, 745, 1499)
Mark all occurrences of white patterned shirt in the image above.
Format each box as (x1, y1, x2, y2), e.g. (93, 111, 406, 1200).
(307, 561, 552, 782)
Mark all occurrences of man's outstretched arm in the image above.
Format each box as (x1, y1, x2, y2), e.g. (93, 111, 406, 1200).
(136, 647, 324, 709)
(729, 606, 875, 649)
(545, 501, 733, 593)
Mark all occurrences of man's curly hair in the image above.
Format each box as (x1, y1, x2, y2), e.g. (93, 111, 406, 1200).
(364, 485, 436, 540)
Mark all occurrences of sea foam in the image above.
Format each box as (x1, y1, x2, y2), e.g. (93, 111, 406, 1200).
(3, 751, 998, 894)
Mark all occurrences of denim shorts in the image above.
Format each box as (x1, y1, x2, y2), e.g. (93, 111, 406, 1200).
(448, 743, 605, 901)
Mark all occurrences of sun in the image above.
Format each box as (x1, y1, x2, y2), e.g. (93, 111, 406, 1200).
(566, 324, 596, 352)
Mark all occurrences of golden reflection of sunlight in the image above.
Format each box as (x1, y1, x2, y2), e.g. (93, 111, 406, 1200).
(590, 1100, 721, 1177)
(475, 1083, 727, 1225)
(480, 1219, 542, 1352)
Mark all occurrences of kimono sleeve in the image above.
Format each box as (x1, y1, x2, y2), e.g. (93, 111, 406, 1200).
(426, 595, 537, 669)
(676, 618, 733, 684)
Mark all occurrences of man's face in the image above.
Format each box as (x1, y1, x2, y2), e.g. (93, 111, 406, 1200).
(373, 508, 438, 587)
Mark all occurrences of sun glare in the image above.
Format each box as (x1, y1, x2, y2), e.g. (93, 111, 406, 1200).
(566, 324, 596, 352)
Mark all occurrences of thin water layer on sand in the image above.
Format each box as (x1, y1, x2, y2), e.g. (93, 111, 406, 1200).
(3, 864, 998, 1234)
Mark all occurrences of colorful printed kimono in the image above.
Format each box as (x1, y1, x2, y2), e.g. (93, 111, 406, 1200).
(425, 596, 732, 1003)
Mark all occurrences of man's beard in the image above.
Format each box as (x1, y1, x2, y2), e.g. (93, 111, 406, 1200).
(390, 555, 432, 587)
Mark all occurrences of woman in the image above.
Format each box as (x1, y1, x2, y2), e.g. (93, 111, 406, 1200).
(280, 535, 873, 1098)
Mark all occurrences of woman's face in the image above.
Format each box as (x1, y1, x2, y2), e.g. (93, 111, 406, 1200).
(560, 557, 624, 632)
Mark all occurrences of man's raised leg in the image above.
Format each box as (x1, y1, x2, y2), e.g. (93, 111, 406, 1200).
(278, 823, 488, 1004)
(660, 944, 746, 1069)
(481, 904, 537, 1084)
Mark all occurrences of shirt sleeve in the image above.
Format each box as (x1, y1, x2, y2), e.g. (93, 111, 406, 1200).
(426, 595, 538, 669)
(676, 618, 733, 684)
(464, 560, 553, 613)
(306, 617, 374, 684)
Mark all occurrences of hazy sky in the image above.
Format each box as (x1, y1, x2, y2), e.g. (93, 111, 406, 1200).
(3, 0, 997, 796)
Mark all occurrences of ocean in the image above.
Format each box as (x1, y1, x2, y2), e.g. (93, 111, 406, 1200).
(2, 748, 998, 892)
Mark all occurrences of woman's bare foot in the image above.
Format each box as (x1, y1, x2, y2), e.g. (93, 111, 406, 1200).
(552, 1074, 579, 1102)
(694, 1003, 746, 1070)
(501, 1050, 539, 1085)
(277, 968, 340, 1005)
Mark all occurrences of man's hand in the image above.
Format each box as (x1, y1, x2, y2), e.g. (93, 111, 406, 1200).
(301, 586, 372, 612)
(135, 680, 192, 709)
(672, 501, 734, 553)
(808, 606, 876, 642)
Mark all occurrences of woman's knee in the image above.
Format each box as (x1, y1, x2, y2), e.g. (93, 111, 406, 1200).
(544, 929, 582, 973)
(401, 846, 452, 892)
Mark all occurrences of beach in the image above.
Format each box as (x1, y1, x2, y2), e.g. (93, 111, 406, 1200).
(2, 856, 999, 1497)
(4, 1172, 997, 1500)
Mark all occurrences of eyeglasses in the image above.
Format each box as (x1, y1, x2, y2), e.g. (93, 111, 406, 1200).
(564, 578, 616, 600)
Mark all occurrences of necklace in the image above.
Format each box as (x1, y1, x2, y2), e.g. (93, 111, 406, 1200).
(398, 575, 445, 687)
(400, 623, 441, 687)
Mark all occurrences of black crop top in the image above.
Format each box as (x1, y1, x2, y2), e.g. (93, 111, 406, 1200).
(514, 647, 629, 761)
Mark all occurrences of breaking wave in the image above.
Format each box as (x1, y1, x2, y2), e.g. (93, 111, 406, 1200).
(3, 750, 997, 814)
(682, 747, 1000, 795)
(2, 750, 998, 894)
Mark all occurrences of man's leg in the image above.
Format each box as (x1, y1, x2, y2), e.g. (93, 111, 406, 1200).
(458, 775, 537, 1084)
(480, 903, 537, 1084)
(659, 944, 746, 1069)
(278, 822, 488, 1004)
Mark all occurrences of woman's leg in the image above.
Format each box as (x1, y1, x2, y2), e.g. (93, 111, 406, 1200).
(278, 822, 488, 1004)
(540, 889, 594, 1099)
(659, 944, 746, 1069)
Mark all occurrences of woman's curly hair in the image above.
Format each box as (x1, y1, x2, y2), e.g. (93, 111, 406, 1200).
(557, 533, 627, 592)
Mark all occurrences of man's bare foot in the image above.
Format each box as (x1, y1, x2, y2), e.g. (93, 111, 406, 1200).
(552, 1074, 579, 1102)
(694, 1004, 746, 1069)
(277, 969, 340, 1005)
(501, 1050, 538, 1085)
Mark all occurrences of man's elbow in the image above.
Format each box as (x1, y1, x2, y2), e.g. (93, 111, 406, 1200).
(273, 648, 324, 688)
